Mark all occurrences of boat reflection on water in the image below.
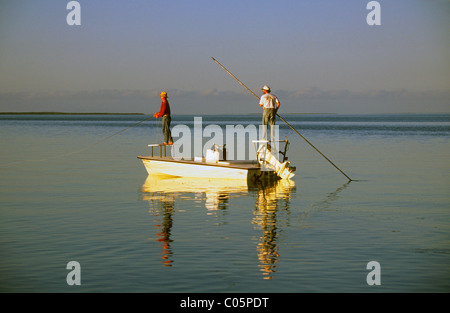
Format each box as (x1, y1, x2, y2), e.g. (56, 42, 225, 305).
(141, 174, 295, 277)
(142, 175, 251, 211)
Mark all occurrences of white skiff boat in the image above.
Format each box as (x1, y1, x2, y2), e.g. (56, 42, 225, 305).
(138, 139, 296, 181)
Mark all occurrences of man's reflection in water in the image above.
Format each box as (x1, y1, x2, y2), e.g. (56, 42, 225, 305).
(253, 179, 295, 279)
(151, 194, 175, 267)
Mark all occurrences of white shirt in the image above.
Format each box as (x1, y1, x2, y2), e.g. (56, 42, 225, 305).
(259, 93, 280, 109)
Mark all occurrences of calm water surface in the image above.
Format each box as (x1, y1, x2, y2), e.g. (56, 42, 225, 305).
(0, 114, 449, 292)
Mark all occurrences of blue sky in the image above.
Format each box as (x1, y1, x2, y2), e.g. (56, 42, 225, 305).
(0, 0, 449, 114)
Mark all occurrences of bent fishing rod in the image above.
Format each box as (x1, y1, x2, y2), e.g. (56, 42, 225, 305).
(211, 57, 354, 182)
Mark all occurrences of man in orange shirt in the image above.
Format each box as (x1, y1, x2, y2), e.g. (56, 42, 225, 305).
(153, 91, 173, 145)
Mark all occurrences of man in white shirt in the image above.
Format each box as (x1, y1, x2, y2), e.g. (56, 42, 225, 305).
(259, 85, 280, 142)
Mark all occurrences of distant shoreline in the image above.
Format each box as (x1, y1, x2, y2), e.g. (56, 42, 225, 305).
(1, 112, 447, 116)
(0, 112, 145, 115)
(0, 112, 337, 115)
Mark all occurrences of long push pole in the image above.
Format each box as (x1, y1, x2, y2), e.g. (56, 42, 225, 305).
(211, 57, 354, 182)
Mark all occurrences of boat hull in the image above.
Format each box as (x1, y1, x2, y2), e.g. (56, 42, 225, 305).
(138, 156, 268, 180)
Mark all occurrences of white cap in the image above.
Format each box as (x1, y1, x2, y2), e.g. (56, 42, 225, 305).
(262, 85, 271, 91)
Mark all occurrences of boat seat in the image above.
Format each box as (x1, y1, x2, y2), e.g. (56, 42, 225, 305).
(148, 143, 171, 157)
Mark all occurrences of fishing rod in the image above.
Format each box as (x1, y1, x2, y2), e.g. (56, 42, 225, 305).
(211, 57, 354, 182)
